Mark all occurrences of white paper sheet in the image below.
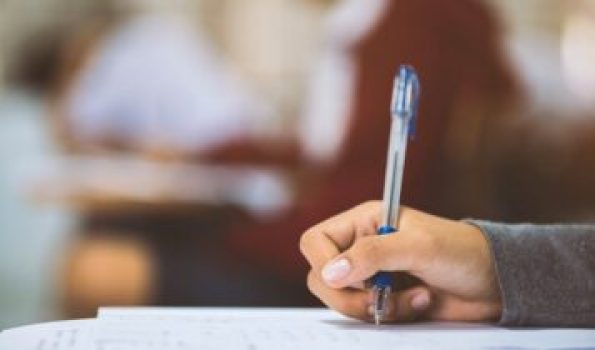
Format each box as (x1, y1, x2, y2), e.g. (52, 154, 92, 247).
(97, 307, 595, 350)
(2, 308, 595, 350)
(0, 319, 94, 349)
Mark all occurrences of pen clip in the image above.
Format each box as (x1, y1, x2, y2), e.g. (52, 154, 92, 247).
(391, 65, 420, 139)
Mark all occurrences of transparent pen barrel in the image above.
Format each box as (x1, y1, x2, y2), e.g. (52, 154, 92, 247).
(381, 115, 410, 228)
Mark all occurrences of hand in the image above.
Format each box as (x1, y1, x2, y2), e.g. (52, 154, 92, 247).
(299, 201, 502, 323)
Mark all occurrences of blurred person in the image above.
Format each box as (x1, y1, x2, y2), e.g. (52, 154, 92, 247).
(300, 201, 595, 327)
(54, 11, 266, 154)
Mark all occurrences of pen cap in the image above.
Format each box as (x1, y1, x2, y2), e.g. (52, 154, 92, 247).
(391, 65, 420, 138)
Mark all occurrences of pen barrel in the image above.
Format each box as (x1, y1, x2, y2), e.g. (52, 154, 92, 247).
(380, 116, 408, 228)
(372, 225, 396, 288)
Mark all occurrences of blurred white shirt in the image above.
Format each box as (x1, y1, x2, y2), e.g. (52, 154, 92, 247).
(67, 14, 265, 152)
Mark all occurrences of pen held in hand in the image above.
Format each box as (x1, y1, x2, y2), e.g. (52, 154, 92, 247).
(371, 65, 420, 325)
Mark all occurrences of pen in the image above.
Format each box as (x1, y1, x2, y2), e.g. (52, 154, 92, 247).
(371, 65, 420, 325)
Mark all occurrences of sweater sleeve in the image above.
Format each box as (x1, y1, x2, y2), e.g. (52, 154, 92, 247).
(466, 220, 595, 327)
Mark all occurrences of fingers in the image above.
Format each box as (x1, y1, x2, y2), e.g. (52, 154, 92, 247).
(375, 286, 433, 323)
(300, 226, 341, 279)
(300, 201, 381, 277)
(321, 234, 417, 289)
(307, 269, 433, 323)
(303, 202, 503, 325)
(301, 202, 440, 324)
(307, 271, 370, 321)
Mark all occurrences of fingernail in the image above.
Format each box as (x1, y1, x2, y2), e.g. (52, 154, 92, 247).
(411, 292, 430, 311)
(322, 258, 351, 283)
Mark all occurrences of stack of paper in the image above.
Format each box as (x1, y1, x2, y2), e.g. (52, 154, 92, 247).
(1, 308, 594, 349)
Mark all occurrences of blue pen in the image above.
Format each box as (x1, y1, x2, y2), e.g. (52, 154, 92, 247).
(372, 65, 420, 325)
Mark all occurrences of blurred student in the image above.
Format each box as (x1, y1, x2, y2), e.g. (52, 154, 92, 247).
(59, 12, 264, 154)
(300, 201, 595, 327)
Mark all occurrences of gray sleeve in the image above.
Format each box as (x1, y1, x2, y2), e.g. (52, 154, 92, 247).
(467, 220, 595, 327)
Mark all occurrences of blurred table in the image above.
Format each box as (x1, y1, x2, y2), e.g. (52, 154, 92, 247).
(29, 154, 293, 217)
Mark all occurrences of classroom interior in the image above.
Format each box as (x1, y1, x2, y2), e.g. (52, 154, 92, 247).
(1, 0, 595, 330)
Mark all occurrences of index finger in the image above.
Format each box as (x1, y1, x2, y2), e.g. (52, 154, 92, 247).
(299, 201, 381, 276)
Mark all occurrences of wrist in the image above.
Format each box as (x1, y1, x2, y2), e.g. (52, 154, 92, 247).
(461, 221, 503, 321)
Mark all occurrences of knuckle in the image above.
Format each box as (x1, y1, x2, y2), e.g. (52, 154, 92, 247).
(299, 229, 315, 255)
(360, 201, 382, 228)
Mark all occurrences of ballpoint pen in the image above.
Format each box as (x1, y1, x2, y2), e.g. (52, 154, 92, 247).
(371, 65, 420, 325)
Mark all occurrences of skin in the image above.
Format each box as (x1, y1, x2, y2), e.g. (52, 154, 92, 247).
(299, 201, 502, 323)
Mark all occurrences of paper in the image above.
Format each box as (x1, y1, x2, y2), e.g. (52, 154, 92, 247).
(97, 307, 595, 350)
(2, 308, 595, 350)
(0, 319, 94, 349)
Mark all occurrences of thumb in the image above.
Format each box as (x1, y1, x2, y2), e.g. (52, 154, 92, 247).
(320, 235, 414, 288)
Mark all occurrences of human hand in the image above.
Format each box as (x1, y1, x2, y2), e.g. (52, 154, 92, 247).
(299, 201, 502, 323)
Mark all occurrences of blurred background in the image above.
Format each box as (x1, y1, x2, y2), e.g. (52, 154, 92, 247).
(1, 0, 595, 329)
